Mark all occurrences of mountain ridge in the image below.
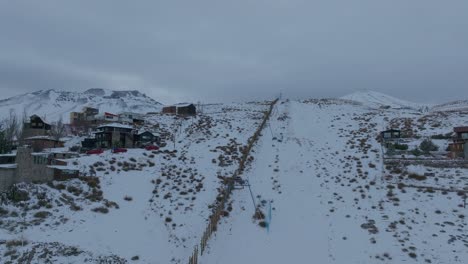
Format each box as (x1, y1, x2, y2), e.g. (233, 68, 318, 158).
(2, 89, 468, 123)
(0, 88, 162, 122)
(340, 90, 430, 110)
(341, 90, 468, 112)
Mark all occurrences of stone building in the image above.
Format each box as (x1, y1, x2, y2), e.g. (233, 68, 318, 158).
(16, 147, 53, 184)
(0, 147, 78, 192)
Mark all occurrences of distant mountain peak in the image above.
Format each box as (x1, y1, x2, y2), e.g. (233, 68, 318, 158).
(84, 88, 107, 96)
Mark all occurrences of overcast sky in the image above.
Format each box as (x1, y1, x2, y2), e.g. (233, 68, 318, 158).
(0, 1, 467, 104)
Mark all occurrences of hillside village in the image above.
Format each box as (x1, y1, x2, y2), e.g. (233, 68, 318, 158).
(0, 103, 199, 193)
(0, 91, 467, 263)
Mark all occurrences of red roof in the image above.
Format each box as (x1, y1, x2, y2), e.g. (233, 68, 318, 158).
(454, 126, 468, 133)
(104, 112, 118, 117)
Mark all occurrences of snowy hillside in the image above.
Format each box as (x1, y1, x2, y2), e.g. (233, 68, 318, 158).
(1, 98, 467, 263)
(0, 88, 162, 122)
(341, 90, 430, 110)
(200, 99, 468, 264)
(0, 102, 271, 263)
(431, 100, 468, 112)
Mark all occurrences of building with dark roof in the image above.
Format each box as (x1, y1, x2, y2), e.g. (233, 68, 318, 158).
(95, 123, 135, 148)
(449, 126, 468, 159)
(162, 104, 196, 116)
(21, 115, 52, 140)
(134, 131, 160, 147)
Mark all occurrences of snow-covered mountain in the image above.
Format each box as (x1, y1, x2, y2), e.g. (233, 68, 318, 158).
(341, 90, 431, 110)
(0, 88, 162, 122)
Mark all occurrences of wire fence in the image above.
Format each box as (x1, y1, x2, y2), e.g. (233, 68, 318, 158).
(187, 98, 279, 264)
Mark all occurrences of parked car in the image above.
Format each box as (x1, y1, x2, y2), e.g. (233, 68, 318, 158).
(112, 148, 128, 153)
(86, 149, 104, 155)
(145, 145, 159, 151)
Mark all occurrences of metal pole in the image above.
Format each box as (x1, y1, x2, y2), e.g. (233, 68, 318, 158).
(247, 182, 257, 211)
(268, 122, 274, 139)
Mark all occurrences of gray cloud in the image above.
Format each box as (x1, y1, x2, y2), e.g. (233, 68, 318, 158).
(0, 0, 467, 104)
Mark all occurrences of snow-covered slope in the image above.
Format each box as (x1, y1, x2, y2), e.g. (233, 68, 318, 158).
(341, 91, 430, 110)
(0, 88, 162, 122)
(431, 100, 468, 112)
(0, 102, 270, 263)
(200, 100, 468, 264)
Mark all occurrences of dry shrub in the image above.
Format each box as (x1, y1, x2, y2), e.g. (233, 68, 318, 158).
(408, 173, 427, 181)
(92, 207, 109, 214)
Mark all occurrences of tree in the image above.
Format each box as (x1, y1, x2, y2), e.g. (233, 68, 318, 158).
(393, 143, 409, 151)
(419, 139, 439, 152)
(50, 117, 66, 141)
(0, 130, 8, 154)
(1, 109, 21, 152)
(18, 108, 28, 141)
(410, 147, 422, 157)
